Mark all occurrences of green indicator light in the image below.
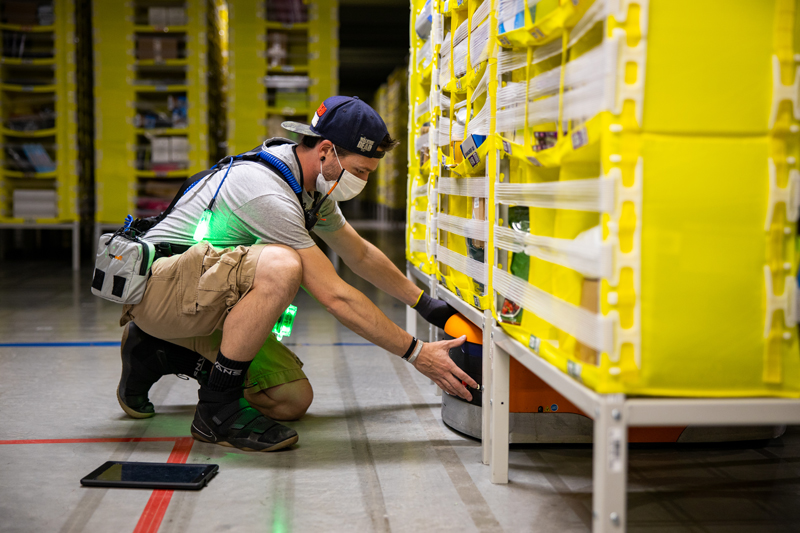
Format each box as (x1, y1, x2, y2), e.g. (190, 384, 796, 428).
(272, 304, 297, 341)
(193, 209, 213, 242)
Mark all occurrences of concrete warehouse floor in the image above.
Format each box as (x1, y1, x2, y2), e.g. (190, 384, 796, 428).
(1, 229, 799, 533)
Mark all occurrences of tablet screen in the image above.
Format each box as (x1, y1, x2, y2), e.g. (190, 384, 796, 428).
(93, 462, 208, 484)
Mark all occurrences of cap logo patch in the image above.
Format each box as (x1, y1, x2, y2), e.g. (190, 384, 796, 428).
(311, 103, 327, 128)
(357, 136, 374, 152)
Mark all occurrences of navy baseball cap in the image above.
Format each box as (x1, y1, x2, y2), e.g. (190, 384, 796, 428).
(282, 96, 389, 159)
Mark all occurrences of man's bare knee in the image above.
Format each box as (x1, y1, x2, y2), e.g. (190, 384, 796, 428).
(254, 245, 303, 293)
(245, 379, 313, 421)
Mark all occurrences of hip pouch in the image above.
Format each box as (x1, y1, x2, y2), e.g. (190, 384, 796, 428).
(91, 231, 156, 304)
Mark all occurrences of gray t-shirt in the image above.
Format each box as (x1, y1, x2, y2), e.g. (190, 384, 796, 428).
(145, 141, 346, 249)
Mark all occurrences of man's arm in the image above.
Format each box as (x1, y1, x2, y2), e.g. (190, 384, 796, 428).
(316, 222, 421, 305)
(295, 243, 477, 400)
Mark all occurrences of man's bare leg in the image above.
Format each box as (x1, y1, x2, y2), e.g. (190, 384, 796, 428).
(191, 244, 305, 452)
(220, 245, 303, 361)
(245, 379, 314, 421)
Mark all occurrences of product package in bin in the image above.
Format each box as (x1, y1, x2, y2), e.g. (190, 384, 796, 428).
(460, 134, 487, 168)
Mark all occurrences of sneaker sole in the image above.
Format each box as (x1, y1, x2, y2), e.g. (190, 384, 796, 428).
(190, 426, 298, 452)
(116, 389, 155, 419)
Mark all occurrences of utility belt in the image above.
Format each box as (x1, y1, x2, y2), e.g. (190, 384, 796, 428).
(153, 242, 192, 260)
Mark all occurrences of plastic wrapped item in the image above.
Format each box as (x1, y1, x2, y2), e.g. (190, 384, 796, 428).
(466, 197, 487, 293)
(419, 39, 433, 69)
(532, 131, 557, 152)
(267, 32, 288, 68)
(453, 37, 469, 78)
(169, 96, 187, 128)
(415, 97, 430, 121)
(498, 0, 540, 35)
(415, 0, 433, 40)
(470, 20, 490, 69)
(500, 207, 530, 325)
(265, 0, 307, 23)
(264, 75, 311, 89)
(13, 189, 57, 219)
(417, 123, 430, 166)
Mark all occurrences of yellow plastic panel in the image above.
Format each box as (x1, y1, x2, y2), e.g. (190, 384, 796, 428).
(227, 0, 264, 155)
(643, 0, 778, 135)
(634, 134, 799, 397)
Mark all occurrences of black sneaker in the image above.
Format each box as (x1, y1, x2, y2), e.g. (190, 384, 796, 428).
(191, 388, 299, 452)
(117, 322, 210, 419)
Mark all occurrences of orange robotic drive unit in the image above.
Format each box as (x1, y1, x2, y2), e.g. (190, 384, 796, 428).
(441, 314, 783, 443)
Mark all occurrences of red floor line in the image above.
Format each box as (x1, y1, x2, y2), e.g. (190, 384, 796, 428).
(0, 437, 182, 445)
(132, 437, 194, 533)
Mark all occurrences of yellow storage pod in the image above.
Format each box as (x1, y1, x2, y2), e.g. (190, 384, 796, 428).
(407, 0, 438, 274)
(0, 0, 78, 225)
(433, 0, 496, 309)
(491, 0, 800, 397)
(93, 0, 215, 227)
(227, 0, 338, 155)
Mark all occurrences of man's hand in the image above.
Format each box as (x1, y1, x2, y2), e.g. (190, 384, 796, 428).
(413, 292, 458, 329)
(412, 335, 479, 401)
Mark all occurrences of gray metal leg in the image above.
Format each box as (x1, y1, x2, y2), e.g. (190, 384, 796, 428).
(430, 272, 442, 396)
(592, 394, 627, 532)
(490, 333, 510, 484)
(93, 222, 102, 258)
(481, 308, 493, 465)
(72, 221, 80, 271)
(406, 266, 418, 338)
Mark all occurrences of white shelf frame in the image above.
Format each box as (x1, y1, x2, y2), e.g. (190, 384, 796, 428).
(488, 326, 800, 533)
(0, 221, 80, 271)
(406, 257, 800, 531)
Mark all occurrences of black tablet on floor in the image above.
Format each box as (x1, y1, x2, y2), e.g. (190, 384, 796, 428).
(81, 461, 218, 490)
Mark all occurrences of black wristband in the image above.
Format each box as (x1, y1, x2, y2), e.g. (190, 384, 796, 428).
(402, 337, 417, 360)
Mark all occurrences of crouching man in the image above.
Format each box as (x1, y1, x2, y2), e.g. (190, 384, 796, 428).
(117, 96, 477, 452)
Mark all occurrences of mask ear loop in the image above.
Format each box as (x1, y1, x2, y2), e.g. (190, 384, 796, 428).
(305, 145, 345, 229)
(324, 144, 346, 196)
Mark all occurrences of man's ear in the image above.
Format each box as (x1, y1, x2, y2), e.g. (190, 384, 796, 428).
(317, 140, 333, 160)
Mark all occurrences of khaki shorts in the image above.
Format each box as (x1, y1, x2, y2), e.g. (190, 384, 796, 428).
(120, 243, 306, 393)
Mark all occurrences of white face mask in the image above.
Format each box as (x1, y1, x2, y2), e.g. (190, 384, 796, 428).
(315, 146, 367, 202)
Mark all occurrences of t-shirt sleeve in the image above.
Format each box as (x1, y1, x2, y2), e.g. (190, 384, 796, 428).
(232, 193, 316, 249)
(312, 197, 347, 234)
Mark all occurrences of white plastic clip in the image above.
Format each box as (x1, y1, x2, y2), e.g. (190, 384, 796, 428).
(765, 159, 800, 231)
(769, 55, 800, 128)
(763, 265, 797, 337)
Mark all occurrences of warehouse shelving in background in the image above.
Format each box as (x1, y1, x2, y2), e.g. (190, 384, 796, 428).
(92, 0, 222, 245)
(369, 66, 408, 223)
(0, 0, 80, 269)
(226, 0, 338, 156)
(407, 0, 437, 276)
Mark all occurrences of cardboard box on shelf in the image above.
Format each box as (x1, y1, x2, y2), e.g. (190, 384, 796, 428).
(167, 7, 186, 26)
(4, 1, 38, 25)
(137, 37, 179, 61)
(169, 137, 189, 164)
(147, 7, 168, 27)
(150, 137, 171, 164)
(13, 189, 57, 219)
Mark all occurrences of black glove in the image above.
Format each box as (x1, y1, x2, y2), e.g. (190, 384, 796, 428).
(413, 292, 458, 329)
